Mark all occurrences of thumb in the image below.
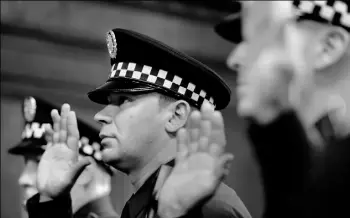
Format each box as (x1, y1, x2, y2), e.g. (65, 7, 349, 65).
(215, 153, 234, 180)
(69, 157, 92, 184)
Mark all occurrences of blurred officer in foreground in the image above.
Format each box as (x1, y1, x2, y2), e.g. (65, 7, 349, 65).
(215, 0, 350, 217)
(26, 29, 252, 218)
(9, 96, 118, 218)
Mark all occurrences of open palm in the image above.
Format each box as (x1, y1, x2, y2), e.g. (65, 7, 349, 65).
(37, 104, 90, 199)
(158, 102, 233, 217)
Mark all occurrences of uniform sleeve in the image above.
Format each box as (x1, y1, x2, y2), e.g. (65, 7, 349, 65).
(26, 193, 73, 218)
(247, 112, 311, 217)
(175, 203, 246, 218)
(156, 201, 242, 218)
(174, 183, 252, 218)
(304, 136, 350, 217)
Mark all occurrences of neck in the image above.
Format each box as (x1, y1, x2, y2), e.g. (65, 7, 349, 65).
(129, 141, 176, 191)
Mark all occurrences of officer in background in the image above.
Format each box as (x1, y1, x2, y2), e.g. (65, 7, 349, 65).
(25, 28, 252, 218)
(8, 96, 118, 218)
(215, 1, 350, 217)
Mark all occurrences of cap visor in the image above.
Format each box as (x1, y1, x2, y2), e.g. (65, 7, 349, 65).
(88, 78, 158, 105)
(8, 140, 44, 156)
(215, 13, 242, 43)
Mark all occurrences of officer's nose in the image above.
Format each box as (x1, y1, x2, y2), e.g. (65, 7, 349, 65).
(94, 105, 114, 125)
(226, 43, 247, 71)
(226, 43, 247, 82)
(18, 163, 36, 188)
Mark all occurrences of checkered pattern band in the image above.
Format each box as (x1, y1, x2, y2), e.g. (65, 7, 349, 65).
(293, 0, 350, 31)
(109, 62, 215, 108)
(24, 122, 103, 162)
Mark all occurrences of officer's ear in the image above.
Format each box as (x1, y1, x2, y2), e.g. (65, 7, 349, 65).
(165, 100, 191, 133)
(314, 26, 350, 70)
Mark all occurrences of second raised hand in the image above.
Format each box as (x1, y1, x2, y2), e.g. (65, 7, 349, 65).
(157, 104, 233, 218)
(36, 104, 91, 199)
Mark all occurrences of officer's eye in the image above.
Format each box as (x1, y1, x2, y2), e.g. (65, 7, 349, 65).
(108, 95, 132, 106)
(118, 96, 131, 105)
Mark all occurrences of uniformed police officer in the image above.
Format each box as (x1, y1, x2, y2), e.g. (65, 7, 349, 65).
(214, 1, 350, 217)
(9, 96, 118, 218)
(25, 29, 252, 218)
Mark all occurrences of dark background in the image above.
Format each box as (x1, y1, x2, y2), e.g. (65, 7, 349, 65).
(1, 1, 263, 218)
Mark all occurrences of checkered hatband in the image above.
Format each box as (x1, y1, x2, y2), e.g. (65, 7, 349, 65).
(109, 62, 215, 108)
(293, 0, 350, 31)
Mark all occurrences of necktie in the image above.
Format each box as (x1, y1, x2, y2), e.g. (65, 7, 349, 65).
(120, 168, 160, 218)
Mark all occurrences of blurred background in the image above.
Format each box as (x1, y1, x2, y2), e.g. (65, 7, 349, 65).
(1, 1, 263, 218)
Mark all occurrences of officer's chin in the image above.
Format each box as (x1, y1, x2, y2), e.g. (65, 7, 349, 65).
(20, 206, 29, 218)
(101, 152, 121, 168)
(22, 199, 28, 212)
(236, 97, 255, 119)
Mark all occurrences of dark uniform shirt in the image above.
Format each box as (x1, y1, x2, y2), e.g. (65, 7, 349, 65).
(27, 194, 118, 218)
(27, 160, 251, 218)
(121, 160, 252, 218)
(248, 112, 350, 218)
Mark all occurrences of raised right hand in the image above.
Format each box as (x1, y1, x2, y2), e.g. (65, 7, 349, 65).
(37, 104, 91, 199)
(157, 102, 233, 218)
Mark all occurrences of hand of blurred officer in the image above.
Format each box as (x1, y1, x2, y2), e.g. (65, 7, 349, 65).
(157, 102, 234, 218)
(237, 2, 311, 125)
(37, 104, 91, 200)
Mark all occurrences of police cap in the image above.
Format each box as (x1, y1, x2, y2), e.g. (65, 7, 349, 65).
(87, 28, 231, 110)
(215, 0, 350, 43)
(8, 96, 113, 174)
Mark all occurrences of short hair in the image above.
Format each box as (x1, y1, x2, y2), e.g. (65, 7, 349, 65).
(157, 92, 197, 111)
(158, 93, 178, 107)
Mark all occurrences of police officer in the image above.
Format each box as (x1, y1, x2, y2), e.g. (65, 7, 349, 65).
(215, 1, 350, 217)
(9, 96, 118, 218)
(25, 29, 252, 218)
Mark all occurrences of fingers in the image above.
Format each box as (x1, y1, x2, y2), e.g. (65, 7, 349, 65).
(188, 110, 201, 142)
(200, 102, 226, 146)
(188, 110, 201, 131)
(209, 111, 226, 147)
(200, 101, 222, 130)
(44, 124, 54, 143)
(59, 130, 67, 144)
(176, 128, 189, 163)
(53, 131, 60, 144)
(198, 136, 209, 152)
(200, 101, 215, 123)
(66, 111, 80, 152)
(60, 104, 71, 132)
(210, 111, 225, 132)
(51, 109, 61, 133)
(189, 127, 199, 153)
(67, 111, 80, 139)
(199, 120, 211, 140)
(58, 104, 70, 143)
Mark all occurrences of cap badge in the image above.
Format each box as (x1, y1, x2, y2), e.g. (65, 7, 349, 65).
(106, 30, 117, 58)
(23, 97, 37, 122)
